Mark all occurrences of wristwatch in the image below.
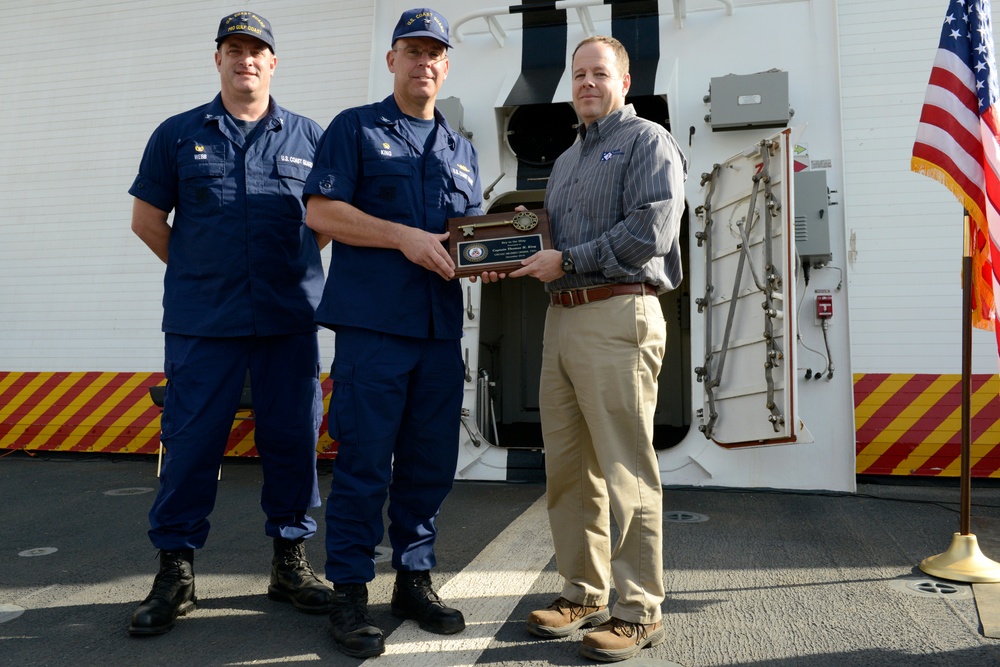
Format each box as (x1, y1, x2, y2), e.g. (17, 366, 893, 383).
(561, 249, 576, 275)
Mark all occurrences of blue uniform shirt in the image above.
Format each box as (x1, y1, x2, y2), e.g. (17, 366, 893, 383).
(303, 95, 483, 340)
(129, 94, 324, 337)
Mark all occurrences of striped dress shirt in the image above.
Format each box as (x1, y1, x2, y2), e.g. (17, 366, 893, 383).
(544, 104, 687, 293)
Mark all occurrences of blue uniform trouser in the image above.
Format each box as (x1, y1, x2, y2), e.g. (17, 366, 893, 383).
(149, 332, 323, 550)
(324, 327, 464, 584)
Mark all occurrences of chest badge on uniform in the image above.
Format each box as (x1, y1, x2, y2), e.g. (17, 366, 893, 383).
(380, 142, 392, 157)
(451, 165, 474, 186)
(194, 144, 207, 160)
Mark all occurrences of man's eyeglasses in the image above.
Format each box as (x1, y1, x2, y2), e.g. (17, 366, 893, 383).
(395, 46, 448, 64)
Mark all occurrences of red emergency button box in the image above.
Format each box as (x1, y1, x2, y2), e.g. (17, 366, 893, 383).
(816, 293, 833, 319)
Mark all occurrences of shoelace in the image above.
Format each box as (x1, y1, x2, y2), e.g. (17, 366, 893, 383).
(404, 573, 443, 604)
(150, 560, 188, 596)
(608, 618, 649, 643)
(337, 587, 376, 626)
(276, 544, 319, 576)
(549, 597, 594, 621)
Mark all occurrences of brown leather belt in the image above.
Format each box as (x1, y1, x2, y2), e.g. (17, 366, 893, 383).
(549, 283, 657, 307)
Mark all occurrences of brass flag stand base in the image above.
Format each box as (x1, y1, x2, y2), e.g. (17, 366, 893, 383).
(920, 533, 1000, 583)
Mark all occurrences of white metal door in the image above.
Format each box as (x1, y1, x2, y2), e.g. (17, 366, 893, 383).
(694, 129, 805, 447)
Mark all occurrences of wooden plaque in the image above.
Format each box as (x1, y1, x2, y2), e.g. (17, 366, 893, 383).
(447, 209, 552, 278)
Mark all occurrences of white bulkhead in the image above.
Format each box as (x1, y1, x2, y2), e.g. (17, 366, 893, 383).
(6, 1, 991, 491)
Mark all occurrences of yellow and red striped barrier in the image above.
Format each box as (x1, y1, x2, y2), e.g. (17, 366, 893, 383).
(5, 370, 999, 477)
(854, 373, 1000, 478)
(0, 371, 337, 459)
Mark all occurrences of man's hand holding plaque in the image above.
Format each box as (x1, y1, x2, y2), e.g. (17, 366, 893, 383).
(447, 209, 552, 279)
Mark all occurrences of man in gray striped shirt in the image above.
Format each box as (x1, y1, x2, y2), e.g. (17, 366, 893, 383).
(504, 35, 687, 662)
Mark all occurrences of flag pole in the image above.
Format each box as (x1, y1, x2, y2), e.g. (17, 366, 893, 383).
(961, 210, 973, 538)
(919, 211, 1000, 583)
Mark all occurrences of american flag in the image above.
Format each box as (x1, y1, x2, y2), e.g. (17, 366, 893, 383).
(912, 0, 1000, 354)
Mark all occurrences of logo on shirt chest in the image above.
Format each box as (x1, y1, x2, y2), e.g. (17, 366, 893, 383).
(601, 149, 624, 162)
(379, 141, 392, 157)
(451, 163, 474, 186)
(194, 144, 207, 160)
(279, 154, 314, 168)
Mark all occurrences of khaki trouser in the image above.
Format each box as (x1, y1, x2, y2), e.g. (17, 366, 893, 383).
(539, 293, 666, 624)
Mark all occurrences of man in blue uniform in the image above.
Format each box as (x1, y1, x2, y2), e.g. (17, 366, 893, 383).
(127, 11, 333, 637)
(303, 7, 482, 658)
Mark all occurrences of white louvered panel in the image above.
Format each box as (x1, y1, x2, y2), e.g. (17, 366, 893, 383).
(838, 0, 1000, 374)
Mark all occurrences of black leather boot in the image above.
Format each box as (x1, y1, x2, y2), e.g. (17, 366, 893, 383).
(128, 549, 196, 636)
(329, 583, 385, 658)
(268, 537, 335, 614)
(391, 570, 465, 635)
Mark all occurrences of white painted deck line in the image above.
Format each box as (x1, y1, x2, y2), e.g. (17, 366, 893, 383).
(374, 494, 553, 665)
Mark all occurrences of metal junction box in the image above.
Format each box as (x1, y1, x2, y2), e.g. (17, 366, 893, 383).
(793, 170, 833, 267)
(707, 70, 790, 131)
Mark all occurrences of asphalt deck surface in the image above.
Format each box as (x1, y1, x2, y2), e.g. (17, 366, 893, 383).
(3, 453, 1000, 666)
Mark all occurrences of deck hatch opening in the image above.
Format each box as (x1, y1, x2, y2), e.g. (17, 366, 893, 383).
(911, 580, 963, 596)
(888, 577, 972, 600)
(103, 487, 154, 496)
(18, 547, 58, 557)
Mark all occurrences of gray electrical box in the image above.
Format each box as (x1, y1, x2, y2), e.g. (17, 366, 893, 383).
(794, 170, 833, 267)
(707, 70, 790, 131)
(437, 96, 471, 139)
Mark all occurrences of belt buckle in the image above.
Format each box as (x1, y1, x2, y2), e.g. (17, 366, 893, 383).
(556, 290, 576, 308)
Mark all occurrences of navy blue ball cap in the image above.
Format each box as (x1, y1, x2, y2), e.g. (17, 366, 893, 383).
(392, 8, 452, 48)
(216, 11, 276, 53)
